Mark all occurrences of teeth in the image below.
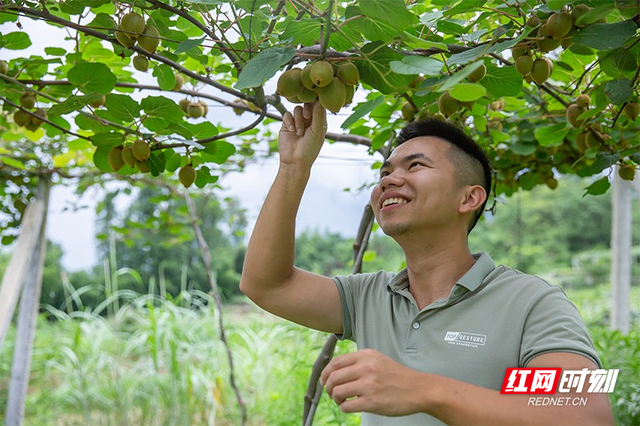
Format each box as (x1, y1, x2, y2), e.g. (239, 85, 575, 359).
(382, 198, 408, 208)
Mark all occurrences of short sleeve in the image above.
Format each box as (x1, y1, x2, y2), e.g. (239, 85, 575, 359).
(520, 285, 601, 368)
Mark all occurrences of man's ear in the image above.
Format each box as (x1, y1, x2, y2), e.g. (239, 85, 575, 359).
(458, 185, 487, 215)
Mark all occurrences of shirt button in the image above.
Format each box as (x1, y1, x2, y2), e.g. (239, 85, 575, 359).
(412, 322, 420, 330)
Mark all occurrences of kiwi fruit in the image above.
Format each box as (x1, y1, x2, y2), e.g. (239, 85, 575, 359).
(138, 25, 160, 54)
(173, 74, 184, 91)
(401, 102, 415, 121)
(537, 37, 563, 52)
(571, 4, 592, 27)
(566, 103, 586, 127)
(531, 58, 551, 85)
(561, 37, 574, 49)
(121, 146, 137, 167)
(300, 64, 316, 90)
(108, 146, 125, 171)
(131, 139, 150, 161)
(0, 60, 8, 74)
(232, 99, 246, 115)
(618, 165, 636, 181)
(547, 12, 573, 39)
(25, 122, 39, 132)
(310, 61, 334, 88)
(546, 177, 558, 190)
(90, 95, 106, 108)
(297, 88, 318, 103)
(336, 62, 360, 85)
(515, 55, 533, 76)
(527, 14, 542, 28)
(344, 84, 355, 106)
(576, 131, 588, 152)
(576, 94, 590, 108)
(179, 165, 197, 188)
(133, 55, 149, 72)
(136, 159, 150, 173)
(115, 24, 136, 48)
(511, 44, 528, 61)
(623, 102, 639, 120)
(121, 13, 145, 39)
(317, 77, 347, 113)
(276, 68, 304, 98)
(187, 103, 205, 118)
(438, 92, 459, 117)
(19, 93, 36, 109)
(13, 110, 31, 127)
(467, 63, 486, 82)
(31, 108, 47, 127)
(179, 99, 191, 113)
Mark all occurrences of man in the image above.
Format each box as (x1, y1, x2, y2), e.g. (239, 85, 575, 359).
(240, 102, 614, 425)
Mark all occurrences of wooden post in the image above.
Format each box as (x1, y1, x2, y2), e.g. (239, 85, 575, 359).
(0, 178, 50, 351)
(5, 176, 51, 426)
(610, 167, 631, 334)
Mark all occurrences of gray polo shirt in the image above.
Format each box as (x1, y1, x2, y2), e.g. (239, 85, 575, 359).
(333, 252, 600, 425)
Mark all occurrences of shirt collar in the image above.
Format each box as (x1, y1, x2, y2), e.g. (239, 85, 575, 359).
(387, 252, 496, 294)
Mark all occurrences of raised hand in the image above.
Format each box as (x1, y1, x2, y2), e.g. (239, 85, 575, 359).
(278, 102, 327, 170)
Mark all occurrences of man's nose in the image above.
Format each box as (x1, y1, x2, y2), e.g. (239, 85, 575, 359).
(380, 171, 403, 191)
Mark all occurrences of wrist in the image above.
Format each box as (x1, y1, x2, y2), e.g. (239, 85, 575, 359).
(277, 162, 312, 180)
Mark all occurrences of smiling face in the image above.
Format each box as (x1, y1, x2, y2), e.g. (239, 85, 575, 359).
(370, 137, 479, 239)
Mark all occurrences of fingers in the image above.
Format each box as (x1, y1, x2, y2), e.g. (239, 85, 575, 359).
(310, 101, 327, 137)
(293, 105, 305, 136)
(281, 111, 295, 133)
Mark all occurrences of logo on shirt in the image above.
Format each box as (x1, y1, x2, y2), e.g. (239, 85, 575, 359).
(444, 331, 487, 348)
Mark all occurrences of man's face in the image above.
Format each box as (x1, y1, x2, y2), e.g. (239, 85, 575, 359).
(370, 137, 466, 237)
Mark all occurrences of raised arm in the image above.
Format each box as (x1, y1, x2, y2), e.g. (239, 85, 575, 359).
(239, 102, 343, 334)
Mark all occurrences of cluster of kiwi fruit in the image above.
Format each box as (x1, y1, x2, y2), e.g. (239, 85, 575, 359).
(512, 4, 597, 86)
(276, 60, 360, 113)
(179, 99, 208, 119)
(107, 141, 197, 187)
(107, 140, 152, 173)
(12, 92, 47, 132)
(115, 12, 160, 72)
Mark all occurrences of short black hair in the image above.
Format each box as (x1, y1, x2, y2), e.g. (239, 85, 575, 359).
(396, 118, 492, 233)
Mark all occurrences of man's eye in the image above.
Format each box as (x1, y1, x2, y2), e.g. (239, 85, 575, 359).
(380, 171, 390, 179)
(409, 162, 423, 169)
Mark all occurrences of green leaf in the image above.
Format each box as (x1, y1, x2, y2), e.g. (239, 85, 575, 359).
(574, 5, 614, 26)
(599, 48, 637, 79)
(148, 151, 166, 176)
(235, 47, 297, 90)
(234, 0, 271, 10)
(534, 123, 570, 147)
(93, 146, 112, 172)
(448, 83, 487, 102)
(480, 64, 523, 97)
(572, 21, 637, 51)
(356, 43, 415, 94)
(67, 62, 117, 94)
(604, 78, 632, 104)
(165, 151, 182, 172)
(48, 94, 101, 116)
(280, 19, 321, 46)
(583, 177, 610, 196)
(437, 20, 465, 36)
(439, 61, 485, 92)
(341, 95, 385, 129)
(45, 47, 67, 56)
(175, 36, 206, 54)
(443, 0, 486, 16)
(91, 132, 124, 147)
(509, 143, 536, 156)
(0, 156, 26, 170)
(105, 94, 141, 122)
(153, 64, 177, 91)
(0, 32, 31, 50)
(357, 0, 414, 32)
(345, 6, 398, 42)
(141, 96, 183, 121)
(201, 141, 235, 164)
(187, 122, 219, 139)
(389, 56, 443, 76)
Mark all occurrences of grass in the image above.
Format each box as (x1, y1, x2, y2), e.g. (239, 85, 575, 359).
(0, 285, 638, 425)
